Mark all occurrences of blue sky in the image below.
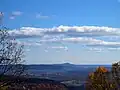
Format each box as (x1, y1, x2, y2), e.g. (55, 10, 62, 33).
(1, 0, 120, 64)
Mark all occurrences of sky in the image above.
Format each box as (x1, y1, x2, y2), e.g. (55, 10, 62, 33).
(0, 0, 120, 64)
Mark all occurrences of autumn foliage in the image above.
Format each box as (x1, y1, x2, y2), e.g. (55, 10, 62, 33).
(85, 66, 118, 90)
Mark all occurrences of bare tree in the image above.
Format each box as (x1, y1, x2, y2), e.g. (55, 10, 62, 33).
(0, 12, 25, 87)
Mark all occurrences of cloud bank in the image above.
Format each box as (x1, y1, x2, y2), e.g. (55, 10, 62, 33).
(9, 25, 120, 37)
(8, 25, 120, 51)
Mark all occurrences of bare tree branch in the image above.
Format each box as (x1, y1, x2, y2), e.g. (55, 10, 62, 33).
(0, 27, 25, 87)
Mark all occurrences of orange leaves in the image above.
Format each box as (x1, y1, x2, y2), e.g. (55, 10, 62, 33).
(88, 66, 109, 82)
(96, 66, 108, 73)
(85, 66, 118, 90)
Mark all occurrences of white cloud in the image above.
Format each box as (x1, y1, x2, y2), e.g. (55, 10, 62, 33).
(9, 27, 44, 38)
(9, 26, 120, 38)
(62, 37, 103, 44)
(47, 46, 68, 51)
(9, 16, 15, 20)
(36, 13, 49, 19)
(88, 48, 104, 52)
(87, 47, 120, 52)
(8, 25, 120, 50)
(25, 48, 31, 52)
(12, 11, 22, 16)
(9, 11, 22, 20)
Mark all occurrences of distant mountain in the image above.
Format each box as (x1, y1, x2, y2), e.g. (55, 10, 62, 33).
(26, 63, 111, 72)
(25, 63, 111, 82)
(59, 63, 75, 66)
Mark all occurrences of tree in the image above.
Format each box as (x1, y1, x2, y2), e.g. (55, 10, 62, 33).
(111, 61, 120, 88)
(0, 14, 25, 87)
(85, 66, 117, 90)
